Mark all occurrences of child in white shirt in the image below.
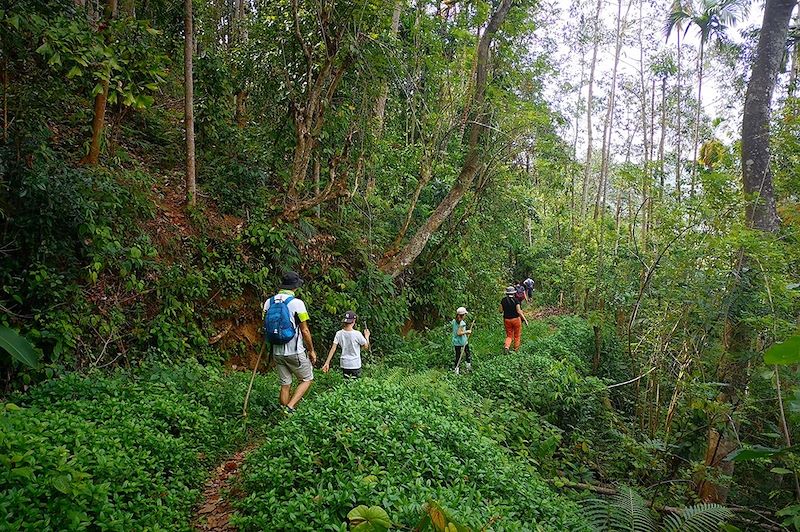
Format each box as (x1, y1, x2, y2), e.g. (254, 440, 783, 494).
(322, 310, 371, 378)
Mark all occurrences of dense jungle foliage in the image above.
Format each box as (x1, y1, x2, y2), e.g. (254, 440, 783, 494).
(1, 0, 799, 528)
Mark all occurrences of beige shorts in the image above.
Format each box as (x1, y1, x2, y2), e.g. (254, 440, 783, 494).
(275, 352, 314, 385)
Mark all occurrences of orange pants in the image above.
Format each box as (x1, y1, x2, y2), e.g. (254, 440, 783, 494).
(504, 318, 522, 350)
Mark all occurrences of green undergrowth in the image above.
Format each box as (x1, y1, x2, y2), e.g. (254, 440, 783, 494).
(0, 361, 274, 531)
(232, 374, 587, 531)
(231, 316, 644, 530)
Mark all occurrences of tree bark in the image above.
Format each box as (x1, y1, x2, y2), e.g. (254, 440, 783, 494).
(185, 0, 196, 205)
(378, 0, 515, 278)
(741, 0, 792, 233)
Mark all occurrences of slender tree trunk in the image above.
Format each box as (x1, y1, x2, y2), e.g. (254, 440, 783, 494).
(788, 9, 799, 97)
(571, 43, 587, 228)
(374, 0, 403, 132)
(572, 46, 587, 160)
(675, 30, 682, 202)
(581, 0, 603, 220)
(594, 0, 628, 219)
(2, 58, 8, 144)
(650, 78, 656, 162)
(690, 42, 705, 197)
(185, 0, 196, 205)
(81, 0, 116, 165)
(234, 0, 248, 127)
(379, 0, 515, 278)
(658, 77, 666, 190)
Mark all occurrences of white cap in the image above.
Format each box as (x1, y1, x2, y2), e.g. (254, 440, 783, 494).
(456, 307, 468, 315)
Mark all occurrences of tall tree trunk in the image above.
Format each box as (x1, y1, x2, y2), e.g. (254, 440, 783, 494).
(234, 0, 248, 127)
(675, 30, 682, 202)
(2, 58, 8, 144)
(571, 41, 587, 228)
(698, 0, 794, 504)
(81, 0, 117, 165)
(185, 0, 196, 205)
(581, 0, 603, 220)
(378, 0, 515, 278)
(788, 9, 799, 97)
(572, 45, 587, 160)
(658, 76, 666, 191)
(594, 0, 628, 219)
(741, 0, 791, 233)
(690, 41, 705, 197)
(374, 0, 403, 133)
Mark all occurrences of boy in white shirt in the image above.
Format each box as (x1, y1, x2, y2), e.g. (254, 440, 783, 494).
(322, 311, 370, 378)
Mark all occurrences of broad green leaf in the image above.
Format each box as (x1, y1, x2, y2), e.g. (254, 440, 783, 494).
(0, 325, 41, 369)
(67, 65, 82, 79)
(764, 335, 800, 365)
(726, 446, 779, 461)
(348, 505, 391, 531)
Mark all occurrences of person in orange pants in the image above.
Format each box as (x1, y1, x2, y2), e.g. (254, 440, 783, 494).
(500, 285, 528, 352)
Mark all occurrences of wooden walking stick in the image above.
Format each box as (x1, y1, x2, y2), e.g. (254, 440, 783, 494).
(243, 340, 267, 419)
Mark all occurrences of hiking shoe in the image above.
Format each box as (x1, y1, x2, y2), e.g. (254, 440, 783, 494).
(464, 362, 472, 372)
(282, 405, 296, 415)
(454, 366, 460, 375)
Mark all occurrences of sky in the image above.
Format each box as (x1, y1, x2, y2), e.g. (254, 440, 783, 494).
(540, 0, 770, 162)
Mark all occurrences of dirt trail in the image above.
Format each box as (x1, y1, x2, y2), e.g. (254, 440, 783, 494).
(193, 443, 259, 531)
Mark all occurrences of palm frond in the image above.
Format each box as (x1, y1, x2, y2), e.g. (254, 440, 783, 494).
(663, 503, 733, 532)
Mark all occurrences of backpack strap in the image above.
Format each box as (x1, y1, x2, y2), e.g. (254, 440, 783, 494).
(283, 296, 294, 305)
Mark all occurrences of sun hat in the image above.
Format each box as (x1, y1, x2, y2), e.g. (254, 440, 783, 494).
(342, 310, 357, 324)
(279, 271, 304, 290)
(505, 286, 516, 295)
(456, 307, 468, 315)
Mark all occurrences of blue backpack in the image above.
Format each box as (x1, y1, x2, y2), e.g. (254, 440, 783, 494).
(264, 296, 296, 345)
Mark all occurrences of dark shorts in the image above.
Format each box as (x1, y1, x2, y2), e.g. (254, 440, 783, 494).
(342, 367, 362, 379)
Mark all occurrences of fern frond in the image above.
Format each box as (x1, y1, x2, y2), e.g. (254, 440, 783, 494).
(663, 503, 733, 532)
(583, 486, 657, 532)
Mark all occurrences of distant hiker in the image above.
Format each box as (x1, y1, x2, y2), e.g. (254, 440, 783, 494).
(501, 286, 528, 352)
(452, 306, 472, 374)
(263, 271, 317, 414)
(514, 282, 528, 305)
(523, 277, 535, 299)
(322, 310, 370, 379)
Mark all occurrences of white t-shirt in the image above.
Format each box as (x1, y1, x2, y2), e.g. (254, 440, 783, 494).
(333, 329, 368, 369)
(263, 292, 309, 356)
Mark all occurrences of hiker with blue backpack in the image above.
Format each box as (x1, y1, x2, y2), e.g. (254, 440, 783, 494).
(263, 271, 317, 413)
